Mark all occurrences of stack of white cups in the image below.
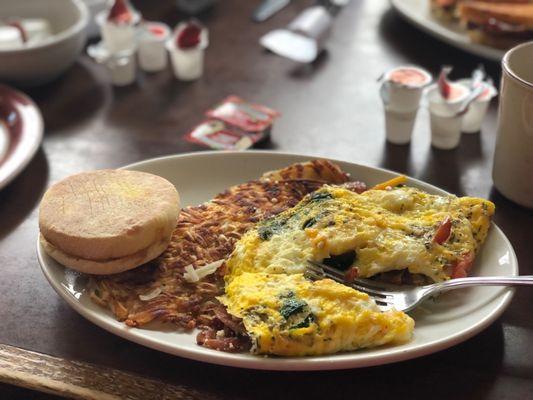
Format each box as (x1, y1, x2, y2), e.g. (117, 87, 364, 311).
(94, 0, 140, 86)
(381, 66, 432, 145)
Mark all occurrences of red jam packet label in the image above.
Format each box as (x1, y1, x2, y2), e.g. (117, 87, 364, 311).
(185, 120, 266, 150)
(206, 96, 280, 132)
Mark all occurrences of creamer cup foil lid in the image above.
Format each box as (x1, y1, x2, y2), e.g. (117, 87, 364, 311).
(383, 66, 432, 88)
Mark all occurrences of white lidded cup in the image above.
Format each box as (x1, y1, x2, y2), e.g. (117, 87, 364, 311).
(96, 9, 140, 53)
(138, 22, 170, 72)
(381, 66, 432, 144)
(167, 23, 208, 81)
(88, 42, 136, 86)
(493, 41, 533, 208)
(457, 78, 498, 133)
(426, 82, 470, 150)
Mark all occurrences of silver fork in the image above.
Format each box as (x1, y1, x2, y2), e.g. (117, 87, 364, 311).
(305, 260, 533, 312)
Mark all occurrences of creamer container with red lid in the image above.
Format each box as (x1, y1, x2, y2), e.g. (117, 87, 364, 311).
(426, 79, 470, 150)
(166, 20, 208, 81)
(96, 0, 141, 53)
(138, 22, 170, 72)
(456, 77, 497, 133)
(380, 65, 432, 145)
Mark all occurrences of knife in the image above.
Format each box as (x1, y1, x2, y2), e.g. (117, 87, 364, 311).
(252, 0, 291, 22)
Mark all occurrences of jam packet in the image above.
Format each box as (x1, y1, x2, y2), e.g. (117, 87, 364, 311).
(205, 96, 280, 133)
(185, 120, 267, 150)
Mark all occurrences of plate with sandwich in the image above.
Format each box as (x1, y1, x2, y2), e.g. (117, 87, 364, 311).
(37, 151, 517, 370)
(391, 0, 533, 60)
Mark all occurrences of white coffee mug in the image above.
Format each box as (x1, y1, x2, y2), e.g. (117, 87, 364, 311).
(493, 41, 533, 208)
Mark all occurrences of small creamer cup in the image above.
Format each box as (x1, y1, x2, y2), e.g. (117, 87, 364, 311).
(166, 28, 208, 81)
(96, 10, 140, 53)
(381, 66, 431, 144)
(88, 43, 136, 86)
(138, 22, 170, 72)
(107, 49, 136, 86)
(381, 66, 432, 113)
(457, 78, 498, 133)
(426, 83, 470, 150)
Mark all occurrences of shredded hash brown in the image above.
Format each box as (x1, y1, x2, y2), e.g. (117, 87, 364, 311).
(89, 160, 359, 351)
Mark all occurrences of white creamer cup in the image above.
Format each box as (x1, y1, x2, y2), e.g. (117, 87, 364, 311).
(96, 10, 140, 53)
(493, 42, 533, 208)
(457, 78, 498, 133)
(88, 42, 136, 86)
(138, 22, 170, 72)
(381, 66, 431, 144)
(427, 82, 470, 149)
(382, 66, 432, 113)
(107, 49, 136, 86)
(166, 29, 208, 81)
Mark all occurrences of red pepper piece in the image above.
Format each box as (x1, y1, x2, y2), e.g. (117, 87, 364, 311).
(344, 267, 359, 283)
(452, 252, 475, 279)
(433, 216, 452, 245)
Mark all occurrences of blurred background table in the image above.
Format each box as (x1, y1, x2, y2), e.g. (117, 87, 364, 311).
(1, 0, 532, 398)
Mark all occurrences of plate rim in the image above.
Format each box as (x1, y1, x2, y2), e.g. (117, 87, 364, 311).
(0, 83, 44, 191)
(390, 0, 505, 61)
(37, 150, 517, 371)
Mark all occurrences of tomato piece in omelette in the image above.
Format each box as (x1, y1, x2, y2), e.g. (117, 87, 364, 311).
(218, 272, 414, 356)
(226, 185, 495, 284)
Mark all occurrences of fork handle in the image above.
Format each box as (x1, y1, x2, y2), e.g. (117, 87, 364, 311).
(433, 275, 533, 294)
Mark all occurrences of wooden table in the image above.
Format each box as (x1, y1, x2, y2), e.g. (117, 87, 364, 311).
(1, 0, 532, 398)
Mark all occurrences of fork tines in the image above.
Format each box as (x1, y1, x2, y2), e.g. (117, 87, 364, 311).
(305, 260, 392, 302)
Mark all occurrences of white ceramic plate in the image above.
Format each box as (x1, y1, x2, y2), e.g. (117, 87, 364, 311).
(390, 0, 505, 61)
(38, 151, 517, 371)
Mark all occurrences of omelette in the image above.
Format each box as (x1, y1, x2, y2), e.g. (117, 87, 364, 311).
(220, 180, 494, 355)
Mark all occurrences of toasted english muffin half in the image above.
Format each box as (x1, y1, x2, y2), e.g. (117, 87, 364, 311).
(39, 169, 180, 274)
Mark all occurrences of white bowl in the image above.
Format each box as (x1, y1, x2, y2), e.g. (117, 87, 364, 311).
(0, 0, 89, 86)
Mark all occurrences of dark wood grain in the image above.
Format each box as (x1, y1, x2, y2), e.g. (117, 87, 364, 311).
(1, 0, 532, 399)
(0, 344, 212, 400)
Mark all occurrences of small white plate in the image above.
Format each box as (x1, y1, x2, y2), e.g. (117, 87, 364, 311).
(37, 151, 517, 371)
(390, 0, 505, 61)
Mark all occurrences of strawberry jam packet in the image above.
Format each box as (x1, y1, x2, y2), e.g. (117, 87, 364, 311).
(205, 96, 280, 133)
(185, 120, 267, 150)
